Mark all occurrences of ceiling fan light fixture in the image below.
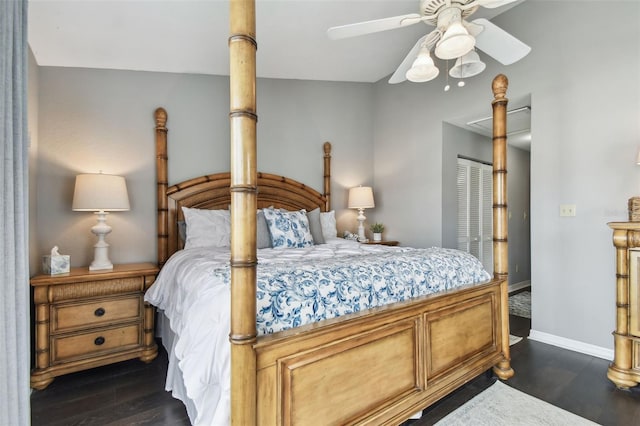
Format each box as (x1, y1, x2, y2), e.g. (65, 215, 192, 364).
(449, 50, 486, 78)
(406, 47, 440, 82)
(435, 20, 475, 60)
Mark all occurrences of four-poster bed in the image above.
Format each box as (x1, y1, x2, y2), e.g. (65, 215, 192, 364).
(145, 2, 514, 425)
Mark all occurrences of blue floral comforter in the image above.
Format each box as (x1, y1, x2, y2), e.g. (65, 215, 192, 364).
(144, 239, 490, 425)
(215, 247, 490, 334)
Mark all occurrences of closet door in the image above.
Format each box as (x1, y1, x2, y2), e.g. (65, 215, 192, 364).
(457, 158, 493, 274)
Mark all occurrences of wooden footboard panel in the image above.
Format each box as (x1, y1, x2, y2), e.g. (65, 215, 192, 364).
(254, 280, 505, 425)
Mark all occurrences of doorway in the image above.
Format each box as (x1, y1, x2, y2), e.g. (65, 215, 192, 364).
(441, 99, 531, 323)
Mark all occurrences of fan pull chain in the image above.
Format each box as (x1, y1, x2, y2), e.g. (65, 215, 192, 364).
(444, 60, 450, 92)
(458, 55, 465, 87)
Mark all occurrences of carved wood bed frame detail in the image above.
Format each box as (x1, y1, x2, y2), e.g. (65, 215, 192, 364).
(151, 3, 513, 424)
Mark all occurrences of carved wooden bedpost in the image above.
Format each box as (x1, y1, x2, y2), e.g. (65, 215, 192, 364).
(155, 107, 169, 267)
(323, 141, 332, 211)
(491, 74, 515, 380)
(229, 0, 258, 424)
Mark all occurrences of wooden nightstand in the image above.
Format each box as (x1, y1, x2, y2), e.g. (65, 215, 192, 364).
(30, 263, 159, 390)
(365, 240, 399, 246)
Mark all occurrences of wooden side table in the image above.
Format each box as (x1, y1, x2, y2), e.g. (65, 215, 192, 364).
(364, 240, 399, 246)
(30, 262, 159, 390)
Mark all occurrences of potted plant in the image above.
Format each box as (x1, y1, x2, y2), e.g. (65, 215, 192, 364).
(370, 222, 384, 242)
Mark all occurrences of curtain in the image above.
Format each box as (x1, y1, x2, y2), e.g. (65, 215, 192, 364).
(1, 1, 31, 425)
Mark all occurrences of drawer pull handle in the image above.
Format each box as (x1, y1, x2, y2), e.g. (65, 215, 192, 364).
(94, 336, 105, 346)
(94, 308, 106, 317)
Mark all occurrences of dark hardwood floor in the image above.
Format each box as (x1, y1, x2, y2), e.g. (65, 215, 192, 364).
(31, 316, 640, 425)
(30, 346, 191, 426)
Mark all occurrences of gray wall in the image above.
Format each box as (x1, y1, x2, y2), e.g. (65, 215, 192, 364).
(35, 68, 374, 268)
(373, 1, 639, 350)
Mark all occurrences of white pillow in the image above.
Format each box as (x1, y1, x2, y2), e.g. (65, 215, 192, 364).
(262, 208, 314, 249)
(320, 210, 337, 239)
(256, 210, 272, 249)
(181, 206, 231, 249)
(306, 208, 325, 245)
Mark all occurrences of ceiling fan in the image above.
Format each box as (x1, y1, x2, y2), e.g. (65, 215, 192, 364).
(327, 0, 531, 85)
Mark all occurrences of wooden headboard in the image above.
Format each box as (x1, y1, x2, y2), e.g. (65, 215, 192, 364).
(153, 107, 332, 266)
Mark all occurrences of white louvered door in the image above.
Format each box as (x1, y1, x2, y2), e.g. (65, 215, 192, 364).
(457, 158, 493, 275)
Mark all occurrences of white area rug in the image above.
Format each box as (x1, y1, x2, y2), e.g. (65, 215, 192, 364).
(435, 381, 599, 425)
(509, 335, 523, 345)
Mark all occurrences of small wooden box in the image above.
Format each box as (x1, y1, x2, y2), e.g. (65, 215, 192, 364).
(629, 197, 640, 222)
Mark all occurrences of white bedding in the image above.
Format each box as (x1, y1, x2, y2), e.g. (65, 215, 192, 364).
(145, 239, 490, 425)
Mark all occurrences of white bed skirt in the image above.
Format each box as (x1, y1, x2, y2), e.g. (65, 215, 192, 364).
(157, 311, 198, 424)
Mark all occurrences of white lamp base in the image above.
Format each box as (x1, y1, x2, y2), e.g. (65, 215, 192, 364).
(89, 211, 113, 271)
(356, 208, 367, 242)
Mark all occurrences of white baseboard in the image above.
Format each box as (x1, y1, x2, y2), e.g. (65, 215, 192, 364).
(509, 280, 530, 294)
(528, 329, 614, 361)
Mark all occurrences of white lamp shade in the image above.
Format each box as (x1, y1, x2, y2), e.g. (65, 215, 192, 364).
(348, 186, 375, 209)
(72, 173, 130, 211)
(406, 47, 440, 83)
(449, 50, 486, 78)
(435, 20, 475, 60)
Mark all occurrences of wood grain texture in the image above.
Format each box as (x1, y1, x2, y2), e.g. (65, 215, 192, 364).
(229, 1, 259, 424)
(253, 283, 503, 425)
(607, 222, 640, 389)
(490, 74, 514, 381)
(30, 263, 158, 390)
(155, 108, 169, 267)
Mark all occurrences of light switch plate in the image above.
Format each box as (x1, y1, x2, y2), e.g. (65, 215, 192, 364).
(560, 204, 576, 217)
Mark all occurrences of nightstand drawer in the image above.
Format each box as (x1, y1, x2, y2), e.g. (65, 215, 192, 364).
(52, 295, 141, 333)
(52, 324, 142, 363)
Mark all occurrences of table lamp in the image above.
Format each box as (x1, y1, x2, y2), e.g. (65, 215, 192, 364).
(348, 186, 375, 241)
(72, 173, 130, 270)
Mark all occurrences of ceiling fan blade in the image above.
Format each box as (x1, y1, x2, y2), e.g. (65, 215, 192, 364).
(472, 18, 531, 65)
(475, 0, 520, 9)
(327, 13, 422, 40)
(388, 34, 428, 84)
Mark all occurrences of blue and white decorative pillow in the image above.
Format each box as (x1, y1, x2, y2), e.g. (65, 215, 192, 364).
(262, 208, 314, 249)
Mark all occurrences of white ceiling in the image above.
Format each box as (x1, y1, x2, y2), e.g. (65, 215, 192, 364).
(28, 0, 530, 147)
(28, 0, 525, 83)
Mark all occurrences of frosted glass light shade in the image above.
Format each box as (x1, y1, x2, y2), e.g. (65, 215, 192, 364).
(435, 20, 475, 60)
(406, 47, 440, 83)
(449, 50, 486, 78)
(72, 173, 130, 212)
(348, 186, 375, 209)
